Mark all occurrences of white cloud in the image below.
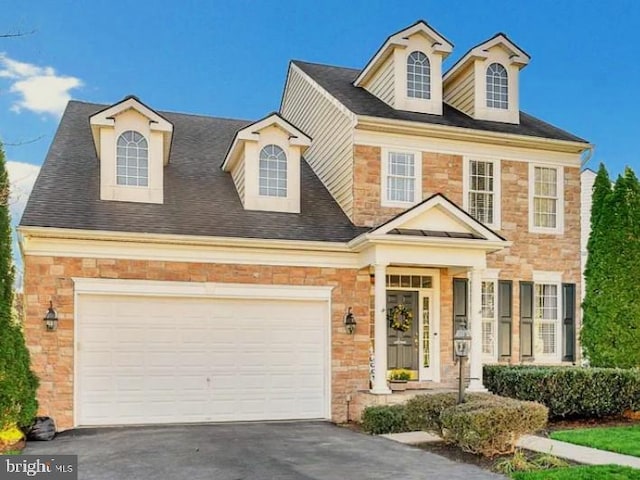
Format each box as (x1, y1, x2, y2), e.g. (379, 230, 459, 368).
(6, 160, 40, 224)
(0, 53, 82, 117)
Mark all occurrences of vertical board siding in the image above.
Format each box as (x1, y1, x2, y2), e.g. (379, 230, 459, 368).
(281, 66, 355, 217)
(443, 65, 475, 116)
(364, 55, 395, 107)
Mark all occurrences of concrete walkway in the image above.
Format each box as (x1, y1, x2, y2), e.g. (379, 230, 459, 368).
(517, 435, 640, 469)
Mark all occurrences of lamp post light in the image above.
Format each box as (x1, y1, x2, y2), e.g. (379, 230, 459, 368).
(344, 307, 357, 335)
(454, 326, 472, 404)
(43, 301, 58, 331)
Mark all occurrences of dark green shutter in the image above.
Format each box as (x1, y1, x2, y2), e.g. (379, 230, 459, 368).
(453, 278, 468, 359)
(520, 281, 534, 360)
(562, 283, 576, 362)
(498, 280, 512, 358)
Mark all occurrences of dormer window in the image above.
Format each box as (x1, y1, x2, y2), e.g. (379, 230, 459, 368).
(259, 144, 287, 197)
(407, 51, 431, 99)
(89, 95, 173, 204)
(221, 113, 311, 213)
(116, 131, 149, 187)
(486, 63, 508, 109)
(353, 21, 453, 115)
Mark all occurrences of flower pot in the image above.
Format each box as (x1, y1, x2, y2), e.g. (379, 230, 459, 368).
(389, 380, 408, 392)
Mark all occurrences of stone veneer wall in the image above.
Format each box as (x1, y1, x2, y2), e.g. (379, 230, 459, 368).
(23, 257, 371, 430)
(353, 144, 582, 374)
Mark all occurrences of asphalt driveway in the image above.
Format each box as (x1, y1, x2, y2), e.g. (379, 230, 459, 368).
(25, 422, 504, 479)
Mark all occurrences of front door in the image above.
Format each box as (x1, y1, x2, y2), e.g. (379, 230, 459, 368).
(387, 291, 419, 372)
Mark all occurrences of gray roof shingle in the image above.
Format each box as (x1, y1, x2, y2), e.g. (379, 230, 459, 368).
(293, 60, 588, 144)
(19, 101, 365, 242)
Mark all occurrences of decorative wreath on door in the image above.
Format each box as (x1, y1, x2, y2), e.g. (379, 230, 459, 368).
(388, 304, 413, 332)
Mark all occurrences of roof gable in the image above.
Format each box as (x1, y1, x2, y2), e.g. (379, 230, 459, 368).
(221, 112, 311, 171)
(89, 95, 173, 131)
(354, 20, 453, 87)
(444, 33, 530, 83)
(370, 193, 506, 243)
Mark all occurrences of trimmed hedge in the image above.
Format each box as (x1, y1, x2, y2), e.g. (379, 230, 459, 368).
(360, 404, 407, 434)
(484, 365, 640, 418)
(440, 397, 548, 457)
(361, 392, 548, 456)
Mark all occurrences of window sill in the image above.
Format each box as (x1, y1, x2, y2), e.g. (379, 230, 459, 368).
(381, 200, 418, 209)
(529, 227, 564, 235)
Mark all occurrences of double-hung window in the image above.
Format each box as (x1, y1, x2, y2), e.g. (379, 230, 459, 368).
(530, 165, 563, 233)
(464, 158, 500, 228)
(382, 150, 420, 206)
(534, 283, 559, 359)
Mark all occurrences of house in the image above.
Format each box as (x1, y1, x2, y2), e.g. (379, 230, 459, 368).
(19, 21, 591, 430)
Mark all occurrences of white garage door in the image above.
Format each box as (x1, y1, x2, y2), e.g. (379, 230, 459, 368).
(76, 294, 329, 426)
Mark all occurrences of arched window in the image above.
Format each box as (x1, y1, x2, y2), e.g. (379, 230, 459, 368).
(406, 51, 431, 99)
(486, 63, 508, 109)
(116, 131, 148, 186)
(259, 145, 287, 197)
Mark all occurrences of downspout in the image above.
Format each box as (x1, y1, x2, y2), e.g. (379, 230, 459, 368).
(580, 144, 595, 170)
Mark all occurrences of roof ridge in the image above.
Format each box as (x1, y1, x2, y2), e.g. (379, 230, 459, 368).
(68, 99, 253, 124)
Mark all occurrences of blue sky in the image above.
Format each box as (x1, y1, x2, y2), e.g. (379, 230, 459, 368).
(1, 0, 639, 242)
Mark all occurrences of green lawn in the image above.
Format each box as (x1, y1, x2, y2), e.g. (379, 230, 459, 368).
(550, 425, 640, 457)
(512, 465, 640, 480)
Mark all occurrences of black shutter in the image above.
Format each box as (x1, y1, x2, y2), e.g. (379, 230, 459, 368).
(520, 281, 534, 360)
(498, 280, 512, 358)
(562, 283, 576, 362)
(453, 278, 468, 359)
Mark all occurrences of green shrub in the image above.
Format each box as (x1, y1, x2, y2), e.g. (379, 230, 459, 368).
(0, 144, 39, 430)
(440, 396, 548, 457)
(404, 392, 498, 432)
(361, 405, 407, 434)
(483, 365, 640, 418)
(388, 369, 411, 381)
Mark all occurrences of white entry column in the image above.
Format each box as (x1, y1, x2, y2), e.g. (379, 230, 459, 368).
(371, 263, 391, 394)
(467, 267, 487, 392)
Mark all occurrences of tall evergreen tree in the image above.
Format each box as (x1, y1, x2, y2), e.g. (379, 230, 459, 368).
(582, 165, 640, 367)
(0, 142, 38, 429)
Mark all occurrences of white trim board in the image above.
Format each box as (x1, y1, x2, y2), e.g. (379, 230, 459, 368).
(72, 278, 334, 301)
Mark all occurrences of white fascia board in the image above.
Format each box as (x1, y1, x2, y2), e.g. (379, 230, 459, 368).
(245, 114, 312, 145)
(73, 277, 333, 301)
(349, 232, 510, 254)
(444, 34, 529, 83)
(90, 97, 173, 132)
(222, 113, 311, 171)
(355, 115, 592, 155)
(19, 226, 358, 269)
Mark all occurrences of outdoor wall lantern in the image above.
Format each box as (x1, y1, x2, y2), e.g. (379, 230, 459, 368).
(344, 307, 356, 334)
(43, 301, 58, 331)
(454, 326, 472, 404)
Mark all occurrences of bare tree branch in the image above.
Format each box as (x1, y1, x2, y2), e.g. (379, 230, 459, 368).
(0, 30, 36, 38)
(3, 135, 45, 147)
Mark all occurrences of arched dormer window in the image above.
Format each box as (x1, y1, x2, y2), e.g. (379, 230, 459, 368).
(259, 144, 287, 197)
(486, 63, 508, 109)
(116, 131, 148, 186)
(407, 51, 431, 99)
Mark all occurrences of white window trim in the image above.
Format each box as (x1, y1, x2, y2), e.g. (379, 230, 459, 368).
(529, 164, 564, 234)
(480, 268, 500, 362)
(116, 130, 149, 189)
(462, 156, 501, 230)
(532, 271, 562, 362)
(406, 50, 431, 100)
(381, 148, 422, 208)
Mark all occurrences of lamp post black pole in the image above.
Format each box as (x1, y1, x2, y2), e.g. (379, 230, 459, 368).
(457, 356, 465, 404)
